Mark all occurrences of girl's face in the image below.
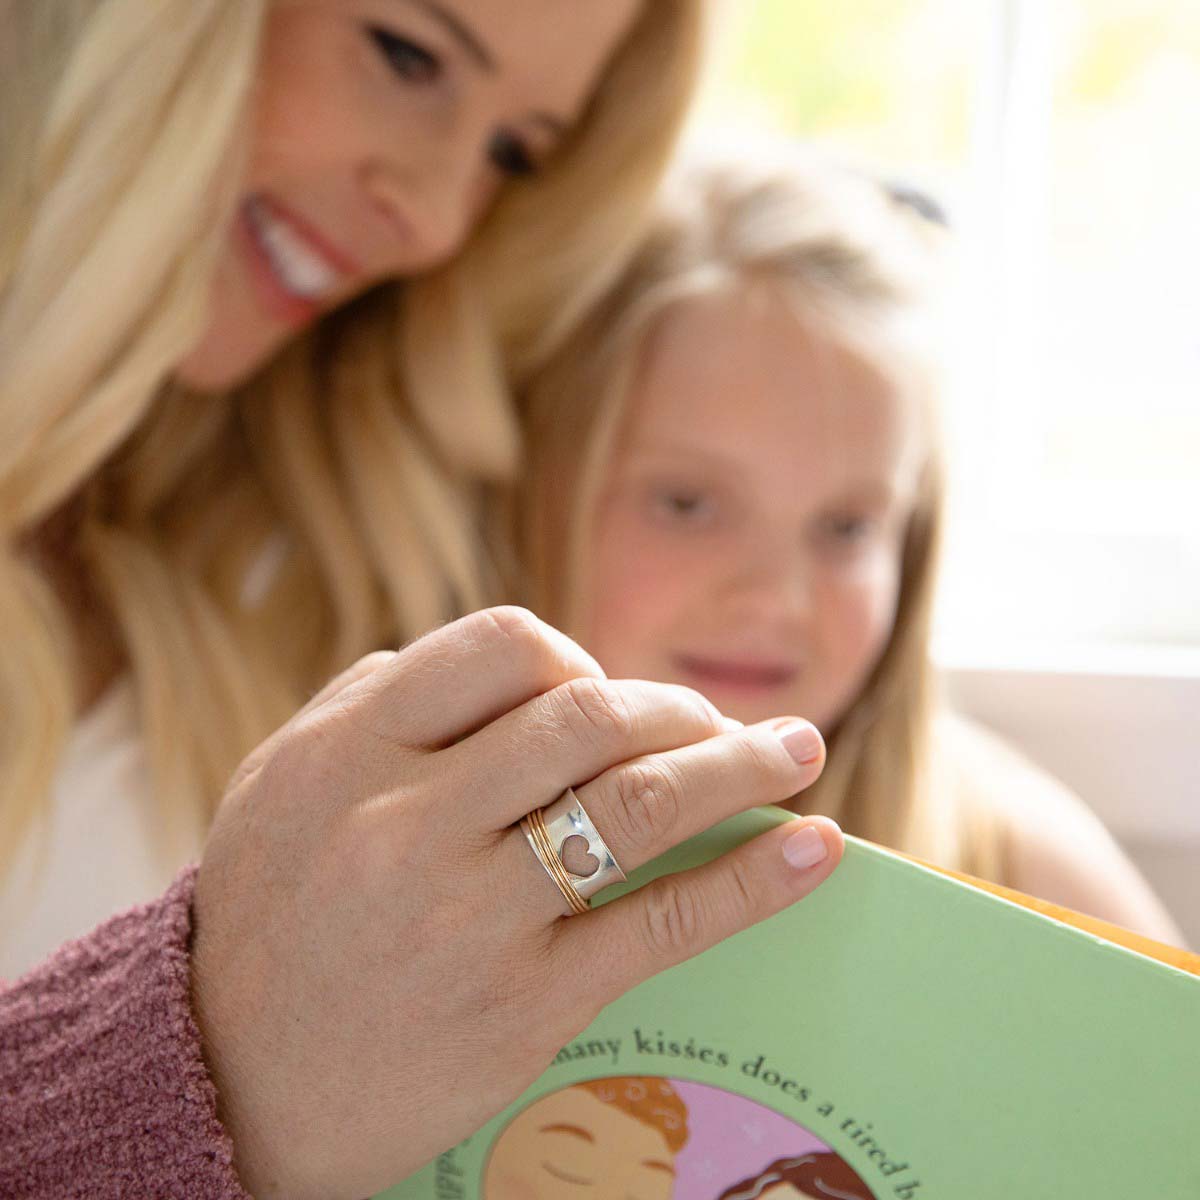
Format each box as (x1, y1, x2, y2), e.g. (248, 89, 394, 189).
(584, 287, 925, 733)
(178, 0, 641, 389)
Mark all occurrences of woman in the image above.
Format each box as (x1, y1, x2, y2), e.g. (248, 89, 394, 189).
(0, 4, 844, 1197)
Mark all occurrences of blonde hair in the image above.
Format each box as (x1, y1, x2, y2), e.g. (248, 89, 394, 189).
(515, 151, 1003, 879)
(0, 0, 707, 872)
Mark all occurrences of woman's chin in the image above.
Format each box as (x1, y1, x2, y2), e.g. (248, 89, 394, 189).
(174, 323, 285, 392)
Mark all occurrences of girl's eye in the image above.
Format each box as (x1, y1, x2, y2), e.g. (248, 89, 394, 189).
(488, 129, 537, 177)
(820, 513, 877, 545)
(368, 27, 441, 84)
(651, 488, 716, 525)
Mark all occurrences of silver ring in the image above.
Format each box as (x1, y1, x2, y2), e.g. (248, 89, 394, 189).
(521, 787, 627, 915)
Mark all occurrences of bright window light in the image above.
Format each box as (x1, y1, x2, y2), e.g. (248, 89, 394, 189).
(698, 0, 1200, 657)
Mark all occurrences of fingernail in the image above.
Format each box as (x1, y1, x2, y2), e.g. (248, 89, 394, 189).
(775, 719, 823, 766)
(783, 824, 828, 870)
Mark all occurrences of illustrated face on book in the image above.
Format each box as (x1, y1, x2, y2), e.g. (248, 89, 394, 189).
(584, 286, 924, 731)
(178, 0, 641, 389)
(715, 1151, 879, 1200)
(484, 1078, 685, 1200)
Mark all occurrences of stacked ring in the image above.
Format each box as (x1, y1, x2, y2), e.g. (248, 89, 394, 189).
(520, 787, 627, 916)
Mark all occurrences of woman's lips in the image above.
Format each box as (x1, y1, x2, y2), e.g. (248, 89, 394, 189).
(674, 654, 799, 693)
(236, 193, 361, 328)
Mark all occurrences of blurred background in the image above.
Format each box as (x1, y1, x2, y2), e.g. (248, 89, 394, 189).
(696, 0, 1200, 943)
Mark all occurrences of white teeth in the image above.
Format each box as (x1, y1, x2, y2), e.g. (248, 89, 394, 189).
(246, 197, 341, 300)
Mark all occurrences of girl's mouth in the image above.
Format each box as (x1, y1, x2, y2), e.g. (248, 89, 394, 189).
(674, 653, 799, 694)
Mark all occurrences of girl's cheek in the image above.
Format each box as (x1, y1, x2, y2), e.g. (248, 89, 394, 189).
(588, 514, 712, 656)
(611, 530, 695, 621)
(819, 557, 901, 669)
(586, 515, 668, 649)
(860, 571, 902, 661)
(806, 576, 894, 729)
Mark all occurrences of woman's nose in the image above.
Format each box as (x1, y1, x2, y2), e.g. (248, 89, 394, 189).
(359, 132, 494, 270)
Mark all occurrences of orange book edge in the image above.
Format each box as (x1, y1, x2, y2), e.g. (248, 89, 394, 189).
(888, 848, 1200, 977)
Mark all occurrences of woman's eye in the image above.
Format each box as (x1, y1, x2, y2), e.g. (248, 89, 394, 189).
(488, 129, 537, 177)
(368, 27, 441, 84)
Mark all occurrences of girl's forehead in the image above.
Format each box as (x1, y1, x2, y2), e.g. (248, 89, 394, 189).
(623, 289, 926, 486)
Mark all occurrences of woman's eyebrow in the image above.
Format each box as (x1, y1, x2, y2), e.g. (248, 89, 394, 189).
(404, 0, 496, 71)
(401, 1, 571, 133)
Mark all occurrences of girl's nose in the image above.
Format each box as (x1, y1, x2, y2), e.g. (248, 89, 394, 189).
(726, 542, 814, 625)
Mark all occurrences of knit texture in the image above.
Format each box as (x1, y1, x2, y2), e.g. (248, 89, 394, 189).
(0, 865, 249, 1198)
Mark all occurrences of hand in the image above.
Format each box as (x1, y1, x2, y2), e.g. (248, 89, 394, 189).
(190, 607, 842, 1199)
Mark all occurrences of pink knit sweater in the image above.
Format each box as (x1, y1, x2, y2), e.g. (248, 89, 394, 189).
(0, 866, 250, 1198)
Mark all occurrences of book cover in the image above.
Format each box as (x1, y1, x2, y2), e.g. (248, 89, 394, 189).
(377, 808, 1200, 1199)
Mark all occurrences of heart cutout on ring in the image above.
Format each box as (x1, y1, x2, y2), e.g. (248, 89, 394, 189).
(560, 834, 600, 879)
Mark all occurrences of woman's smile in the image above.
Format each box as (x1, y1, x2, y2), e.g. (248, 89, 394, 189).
(177, 0, 644, 390)
(237, 193, 361, 326)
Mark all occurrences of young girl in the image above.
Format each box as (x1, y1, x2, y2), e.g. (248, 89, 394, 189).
(516, 152, 1183, 944)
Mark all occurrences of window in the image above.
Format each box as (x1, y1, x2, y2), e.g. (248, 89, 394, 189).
(699, 0, 1200, 655)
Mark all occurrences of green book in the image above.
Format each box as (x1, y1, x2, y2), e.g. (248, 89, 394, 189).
(377, 808, 1200, 1200)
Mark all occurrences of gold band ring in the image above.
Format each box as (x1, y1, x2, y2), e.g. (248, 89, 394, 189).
(520, 787, 627, 917)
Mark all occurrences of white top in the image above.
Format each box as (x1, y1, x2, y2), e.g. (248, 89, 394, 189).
(0, 681, 202, 981)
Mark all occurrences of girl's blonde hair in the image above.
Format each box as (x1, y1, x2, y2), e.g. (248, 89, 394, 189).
(515, 151, 1003, 879)
(0, 0, 707, 870)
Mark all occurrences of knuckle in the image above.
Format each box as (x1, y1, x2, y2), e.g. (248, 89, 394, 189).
(609, 759, 684, 847)
(476, 605, 569, 684)
(356, 649, 398, 673)
(737, 730, 787, 785)
(669, 683, 725, 731)
(477, 604, 544, 643)
(726, 855, 760, 920)
(559, 677, 636, 747)
(476, 605, 548, 654)
(642, 879, 705, 960)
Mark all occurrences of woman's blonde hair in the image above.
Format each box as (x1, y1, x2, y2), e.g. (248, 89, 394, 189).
(0, 0, 707, 871)
(515, 150, 1003, 879)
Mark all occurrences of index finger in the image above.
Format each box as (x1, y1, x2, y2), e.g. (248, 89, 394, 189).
(346, 606, 606, 749)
